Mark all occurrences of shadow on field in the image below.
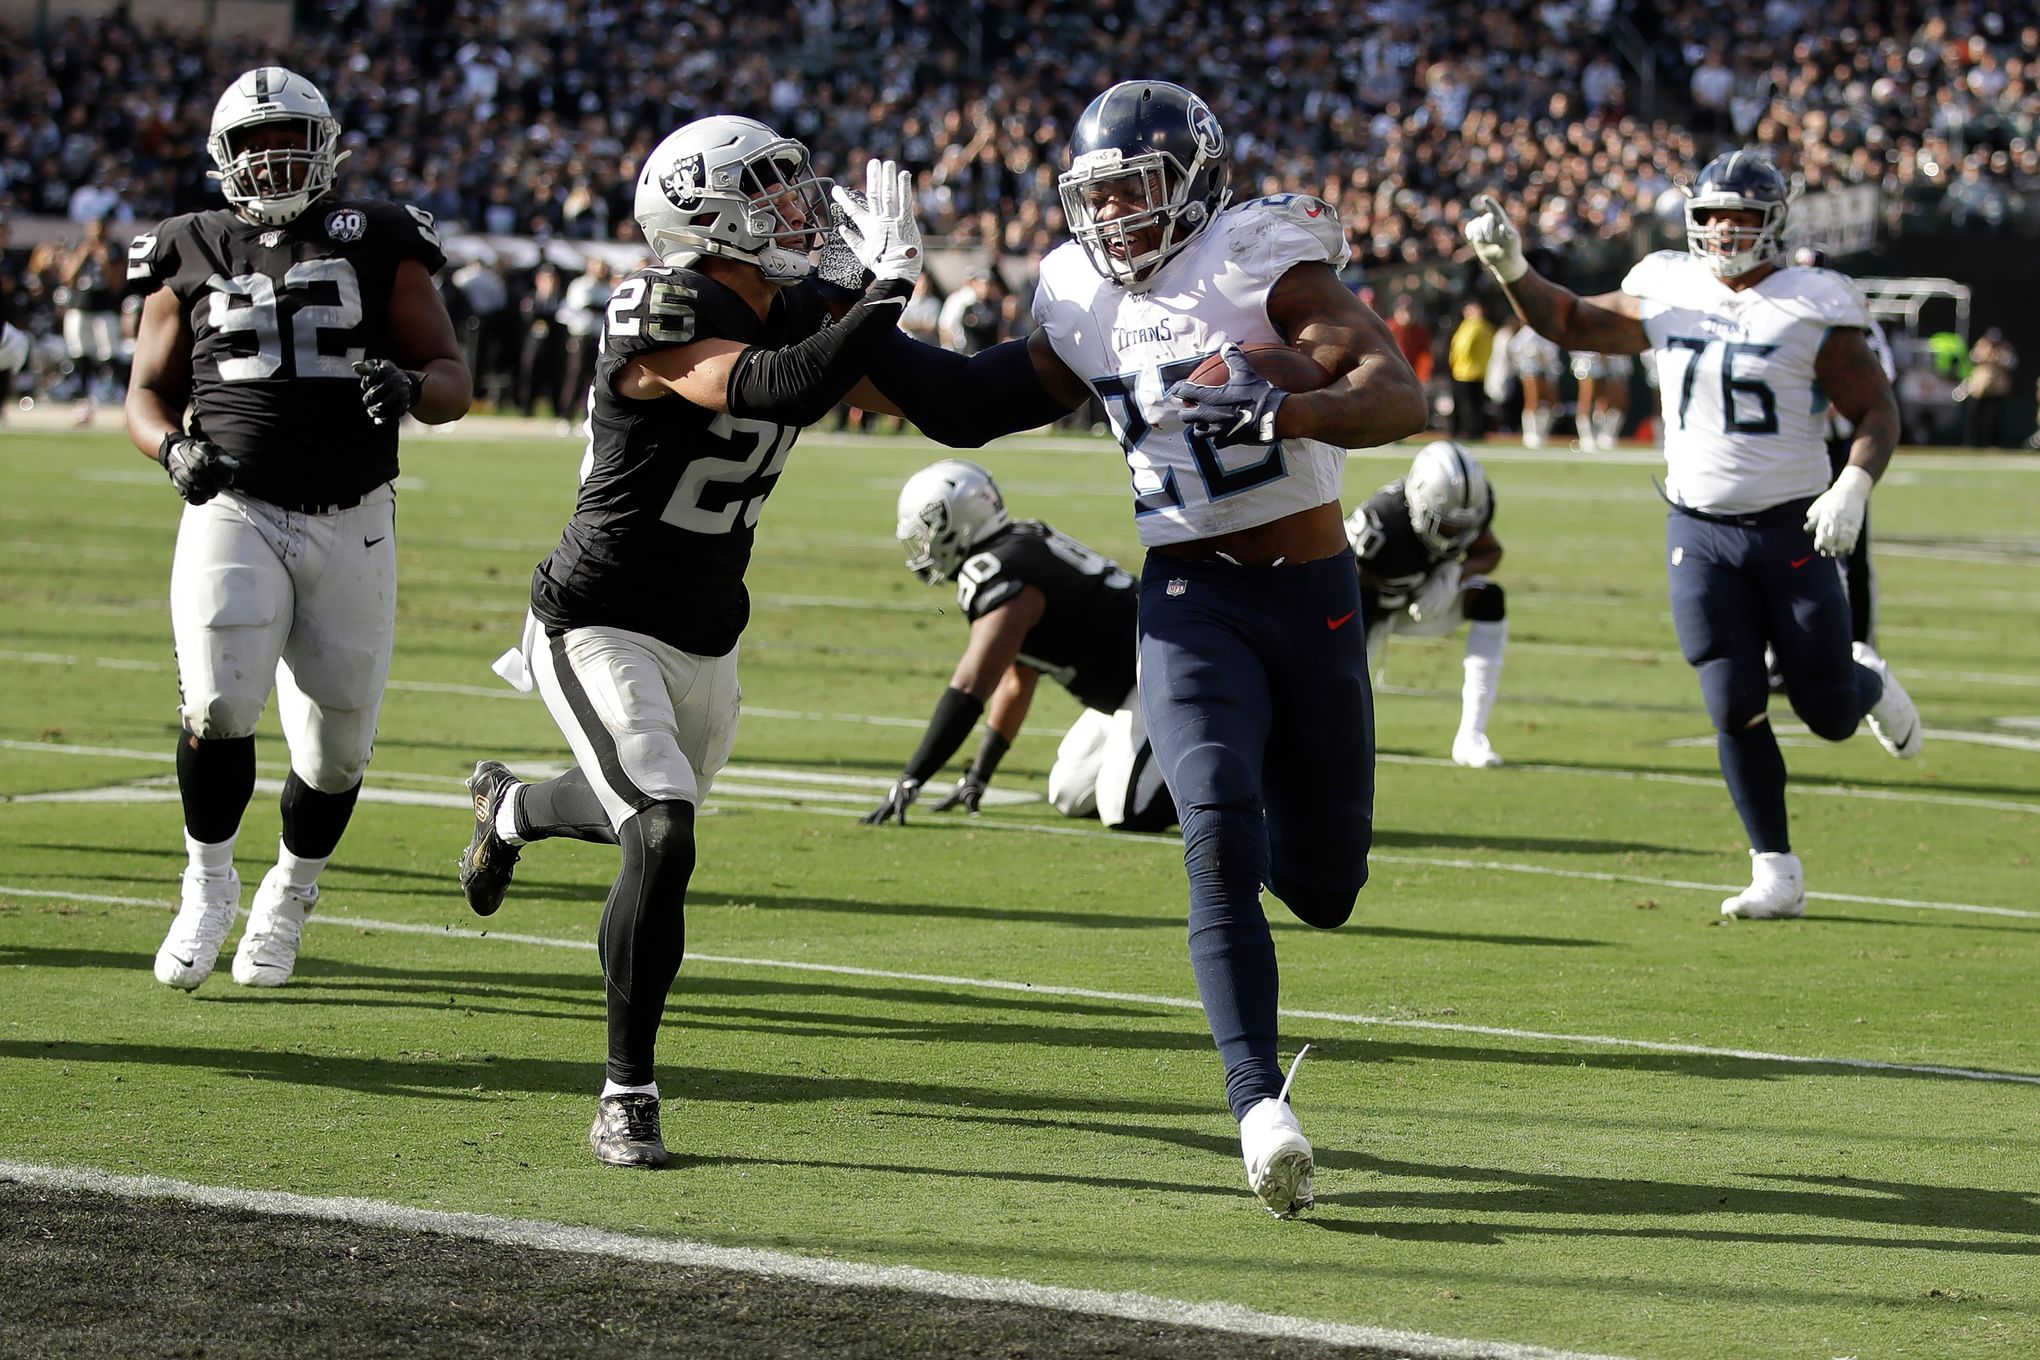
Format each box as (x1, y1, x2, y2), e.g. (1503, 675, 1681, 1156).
(1307, 1150, 2040, 1252)
(1371, 828, 1708, 857)
(1498, 755, 2040, 803)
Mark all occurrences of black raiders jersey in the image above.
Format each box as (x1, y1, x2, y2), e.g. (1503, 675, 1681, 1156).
(126, 199, 446, 509)
(956, 521, 1138, 713)
(1349, 478, 1498, 610)
(530, 266, 830, 656)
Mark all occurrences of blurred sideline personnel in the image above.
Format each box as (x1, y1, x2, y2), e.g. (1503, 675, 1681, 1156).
(865, 460, 1174, 832)
(1346, 441, 1508, 768)
(1570, 349, 1633, 451)
(855, 81, 1427, 1215)
(0, 320, 26, 377)
(1466, 152, 1921, 920)
(126, 67, 470, 992)
(1507, 321, 1562, 448)
(453, 120, 927, 1168)
(1794, 244, 1893, 646)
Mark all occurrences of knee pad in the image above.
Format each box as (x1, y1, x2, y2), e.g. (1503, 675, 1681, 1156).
(1695, 658, 1768, 733)
(186, 693, 265, 741)
(1463, 581, 1506, 623)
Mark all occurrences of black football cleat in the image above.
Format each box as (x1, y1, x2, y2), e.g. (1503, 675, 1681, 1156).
(589, 1094, 669, 1169)
(458, 759, 522, 917)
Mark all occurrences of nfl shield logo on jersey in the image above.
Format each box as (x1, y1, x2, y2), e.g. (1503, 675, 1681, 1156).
(1166, 578, 1188, 597)
(325, 209, 367, 243)
(257, 229, 284, 248)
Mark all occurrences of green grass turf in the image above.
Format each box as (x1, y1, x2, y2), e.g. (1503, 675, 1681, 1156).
(2, 427, 2038, 1358)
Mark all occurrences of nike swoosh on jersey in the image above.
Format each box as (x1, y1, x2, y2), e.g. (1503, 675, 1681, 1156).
(1326, 611, 1356, 630)
(365, 536, 386, 548)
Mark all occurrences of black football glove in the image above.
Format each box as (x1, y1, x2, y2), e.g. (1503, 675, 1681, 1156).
(353, 359, 424, 426)
(929, 774, 987, 815)
(159, 432, 242, 506)
(861, 777, 922, 826)
(1168, 343, 1287, 448)
(816, 192, 877, 298)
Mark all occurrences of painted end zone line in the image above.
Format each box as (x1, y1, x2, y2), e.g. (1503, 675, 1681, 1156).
(9, 886, 2037, 1089)
(0, 1162, 1623, 1360)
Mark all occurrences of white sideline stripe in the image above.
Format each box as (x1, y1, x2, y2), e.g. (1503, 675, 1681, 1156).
(0, 1162, 1624, 1360)
(8, 885, 2038, 1087)
(3, 742, 2031, 914)
(1661, 722, 2040, 754)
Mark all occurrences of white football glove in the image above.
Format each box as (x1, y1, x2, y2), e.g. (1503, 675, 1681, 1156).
(1463, 193, 1528, 284)
(1804, 464, 1873, 557)
(1409, 561, 1464, 624)
(830, 159, 923, 284)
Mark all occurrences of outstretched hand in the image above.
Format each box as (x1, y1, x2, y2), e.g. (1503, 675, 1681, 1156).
(830, 159, 923, 285)
(1464, 193, 1528, 284)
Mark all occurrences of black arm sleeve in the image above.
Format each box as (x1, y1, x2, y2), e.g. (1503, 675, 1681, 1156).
(725, 277, 912, 427)
(901, 686, 985, 785)
(863, 331, 1078, 448)
(964, 728, 1012, 785)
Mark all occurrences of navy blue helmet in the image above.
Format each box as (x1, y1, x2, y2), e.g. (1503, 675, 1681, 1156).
(1684, 151, 1791, 279)
(1058, 81, 1230, 289)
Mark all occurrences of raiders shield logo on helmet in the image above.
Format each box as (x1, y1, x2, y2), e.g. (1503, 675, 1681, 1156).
(660, 153, 707, 210)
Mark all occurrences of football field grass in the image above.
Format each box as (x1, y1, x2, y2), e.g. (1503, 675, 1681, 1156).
(2, 426, 2037, 1359)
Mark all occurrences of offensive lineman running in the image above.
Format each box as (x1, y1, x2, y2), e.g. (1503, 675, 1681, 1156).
(454, 119, 925, 1167)
(127, 66, 471, 991)
(1464, 152, 1922, 919)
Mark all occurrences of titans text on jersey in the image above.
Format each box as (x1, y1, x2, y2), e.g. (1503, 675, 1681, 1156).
(955, 521, 1139, 711)
(126, 199, 445, 509)
(1031, 194, 1352, 543)
(530, 266, 831, 656)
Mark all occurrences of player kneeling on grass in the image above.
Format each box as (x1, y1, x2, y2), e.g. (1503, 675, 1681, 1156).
(453, 118, 927, 1169)
(127, 66, 470, 992)
(863, 460, 1175, 832)
(1465, 152, 1921, 921)
(1347, 441, 1508, 768)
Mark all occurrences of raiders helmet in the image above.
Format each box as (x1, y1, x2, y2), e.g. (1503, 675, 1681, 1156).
(896, 460, 1012, 584)
(634, 116, 830, 286)
(1684, 151, 1791, 280)
(207, 66, 345, 226)
(1058, 81, 1231, 290)
(1405, 441, 1491, 556)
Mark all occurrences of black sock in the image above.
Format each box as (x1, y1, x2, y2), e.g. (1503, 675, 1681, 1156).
(279, 771, 362, 859)
(600, 801, 696, 1087)
(1718, 723, 1790, 853)
(515, 767, 620, 845)
(176, 730, 256, 844)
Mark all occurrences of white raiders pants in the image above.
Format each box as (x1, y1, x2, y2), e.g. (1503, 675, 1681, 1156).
(171, 485, 397, 791)
(1047, 687, 1172, 830)
(1365, 580, 1507, 742)
(1365, 589, 1471, 675)
(529, 624, 741, 832)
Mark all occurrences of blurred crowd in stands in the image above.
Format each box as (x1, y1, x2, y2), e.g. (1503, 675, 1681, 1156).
(2, 0, 2036, 442)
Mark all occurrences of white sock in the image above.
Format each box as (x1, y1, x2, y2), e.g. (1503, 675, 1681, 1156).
(601, 1079, 659, 1100)
(1460, 619, 1508, 740)
(493, 784, 527, 846)
(1595, 409, 1624, 447)
(1521, 408, 1543, 446)
(184, 830, 236, 877)
(276, 840, 328, 895)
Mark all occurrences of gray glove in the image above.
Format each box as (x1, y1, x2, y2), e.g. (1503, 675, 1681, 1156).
(353, 359, 423, 426)
(159, 432, 242, 506)
(861, 777, 923, 826)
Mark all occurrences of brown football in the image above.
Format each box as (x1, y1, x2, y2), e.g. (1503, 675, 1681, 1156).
(1187, 342, 1335, 392)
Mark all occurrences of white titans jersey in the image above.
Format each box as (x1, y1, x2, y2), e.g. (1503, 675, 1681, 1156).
(1032, 194, 1352, 545)
(1627, 251, 1870, 514)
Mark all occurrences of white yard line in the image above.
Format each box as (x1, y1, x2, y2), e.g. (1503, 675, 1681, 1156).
(0, 1161, 1626, 1360)
(7, 885, 2037, 1086)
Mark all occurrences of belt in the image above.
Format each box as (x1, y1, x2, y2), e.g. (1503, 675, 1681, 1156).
(264, 493, 365, 515)
(1666, 499, 1810, 528)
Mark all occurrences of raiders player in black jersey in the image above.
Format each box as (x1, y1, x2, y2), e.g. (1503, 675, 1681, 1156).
(1346, 441, 1509, 768)
(452, 121, 926, 1169)
(125, 66, 471, 995)
(862, 461, 1176, 832)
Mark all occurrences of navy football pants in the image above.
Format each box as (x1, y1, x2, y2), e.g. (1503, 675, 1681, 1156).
(1138, 550, 1374, 1120)
(1666, 503, 1881, 853)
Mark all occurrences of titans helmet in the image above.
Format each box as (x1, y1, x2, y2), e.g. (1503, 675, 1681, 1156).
(896, 460, 1011, 583)
(1684, 151, 1790, 280)
(1058, 81, 1230, 290)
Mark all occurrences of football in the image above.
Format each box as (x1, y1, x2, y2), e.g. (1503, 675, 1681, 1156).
(1187, 342, 1335, 393)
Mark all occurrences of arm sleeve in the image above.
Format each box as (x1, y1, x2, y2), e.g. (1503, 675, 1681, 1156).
(900, 686, 986, 785)
(725, 277, 912, 426)
(862, 331, 1076, 448)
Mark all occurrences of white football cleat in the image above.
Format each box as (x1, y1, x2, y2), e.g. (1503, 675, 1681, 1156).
(1721, 850, 1805, 919)
(155, 866, 242, 989)
(1451, 731, 1504, 768)
(1239, 1044, 1315, 1218)
(232, 867, 317, 987)
(1853, 642, 1922, 759)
